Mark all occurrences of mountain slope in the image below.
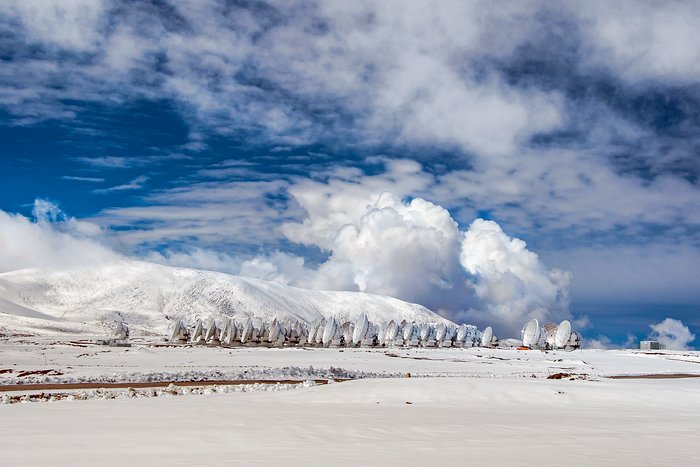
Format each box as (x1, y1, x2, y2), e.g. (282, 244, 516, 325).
(0, 261, 450, 336)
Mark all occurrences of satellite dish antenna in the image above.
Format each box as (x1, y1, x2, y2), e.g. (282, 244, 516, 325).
(568, 331, 581, 349)
(224, 320, 237, 345)
(456, 324, 468, 343)
(435, 323, 447, 343)
(480, 326, 493, 347)
(240, 318, 253, 344)
(268, 319, 282, 343)
(555, 320, 572, 349)
(170, 320, 189, 342)
(384, 320, 398, 345)
(191, 319, 204, 343)
(419, 324, 430, 341)
(521, 319, 541, 348)
(377, 323, 387, 345)
(220, 320, 230, 340)
(298, 326, 308, 346)
(322, 317, 337, 346)
(204, 321, 220, 343)
(543, 322, 558, 348)
(341, 322, 354, 345)
(112, 321, 126, 339)
(307, 321, 319, 345)
(402, 322, 414, 341)
(315, 319, 326, 344)
(352, 314, 369, 345)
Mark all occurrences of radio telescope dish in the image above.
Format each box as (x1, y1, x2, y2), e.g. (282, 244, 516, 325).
(322, 317, 337, 345)
(435, 323, 447, 343)
(456, 324, 468, 343)
(341, 321, 354, 345)
(240, 318, 253, 344)
(480, 326, 493, 347)
(224, 320, 237, 345)
(543, 322, 558, 348)
(384, 320, 398, 345)
(568, 331, 581, 349)
(521, 319, 541, 348)
(307, 321, 319, 344)
(191, 319, 204, 343)
(315, 319, 326, 344)
(419, 324, 430, 341)
(352, 314, 369, 345)
(555, 320, 572, 348)
(403, 322, 414, 341)
(268, 319, 282, 343)
(204, 321, 220, 343)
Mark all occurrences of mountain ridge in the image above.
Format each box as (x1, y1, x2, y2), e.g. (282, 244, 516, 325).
(0, 260, 450, 336)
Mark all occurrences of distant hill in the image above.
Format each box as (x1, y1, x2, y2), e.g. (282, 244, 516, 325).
(0, 260, 449, 336)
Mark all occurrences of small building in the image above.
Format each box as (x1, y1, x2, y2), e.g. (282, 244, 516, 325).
(640, 340, 666, 350)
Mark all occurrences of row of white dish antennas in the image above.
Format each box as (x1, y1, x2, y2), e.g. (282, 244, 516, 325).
(168, 315, 498, 348)
(520, 319, 581, 350)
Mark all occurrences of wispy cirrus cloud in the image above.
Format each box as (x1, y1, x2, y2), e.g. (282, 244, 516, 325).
(61, 175, 105, 183)
(94, 175, 149, 194)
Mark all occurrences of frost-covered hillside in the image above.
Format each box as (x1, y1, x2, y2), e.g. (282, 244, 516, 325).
(0, 261, 449, 336)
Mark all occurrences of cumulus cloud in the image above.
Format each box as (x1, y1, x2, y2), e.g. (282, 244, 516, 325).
(585, 333, 637, 350)
(0, 200, 121, 273)
(460, 219, 571, 328)
(241, 167, 571, 335)
(649, 318, 696, 350)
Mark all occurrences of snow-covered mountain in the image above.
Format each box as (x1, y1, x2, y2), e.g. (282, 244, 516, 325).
(0, 261, 450, 336)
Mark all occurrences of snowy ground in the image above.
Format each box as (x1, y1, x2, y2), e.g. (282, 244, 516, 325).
(2, 336, 700, 465)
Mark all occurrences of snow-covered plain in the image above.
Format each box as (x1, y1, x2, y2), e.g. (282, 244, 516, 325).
(1, 261, 699, 465)
(2, 335, 700, 466)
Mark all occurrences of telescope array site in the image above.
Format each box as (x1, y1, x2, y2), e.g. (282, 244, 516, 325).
(1, 261, 698, 466)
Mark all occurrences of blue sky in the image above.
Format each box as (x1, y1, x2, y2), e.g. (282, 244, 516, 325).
(1, 1, 698, 347)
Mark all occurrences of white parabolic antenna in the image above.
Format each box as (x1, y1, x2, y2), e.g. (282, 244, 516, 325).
(384, 320, 398, 343)
(555, 319, 572, 348)
(315, 319, 326, 344)
(456, 324, 468, 342)
(352, 314, 369, 344)
(435, 323, 447, 342)
(269, 319, 281, 343)
(403, 322, 414, 341)
(419, 324, 430, 341)
(480, 326, 493, 346)
(322, 317, 337, 344)
(521, 319, 541, 348)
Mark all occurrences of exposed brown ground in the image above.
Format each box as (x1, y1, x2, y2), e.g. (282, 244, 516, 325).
(608, 373, 700, 379)
(0, 378, 347, 393)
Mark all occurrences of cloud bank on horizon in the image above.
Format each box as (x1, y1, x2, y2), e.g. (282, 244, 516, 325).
(1, 1, 699, 342)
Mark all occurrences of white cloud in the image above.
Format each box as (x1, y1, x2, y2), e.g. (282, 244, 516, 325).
(649, 318, 695, 350)
(0, 200, 120, 273)
(459, 219, 571, 329)
(95, 175, 148, 194)
(0, 0, 108, 52)
(575, 1, 700, 84)
(240, 164, 571, 335)
(62, 176, 105, 182)
(585, 333, 637, 350)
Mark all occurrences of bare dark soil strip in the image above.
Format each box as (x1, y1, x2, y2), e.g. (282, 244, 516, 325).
(0, 378, 348, 393)
(608, 373, 700, 379)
